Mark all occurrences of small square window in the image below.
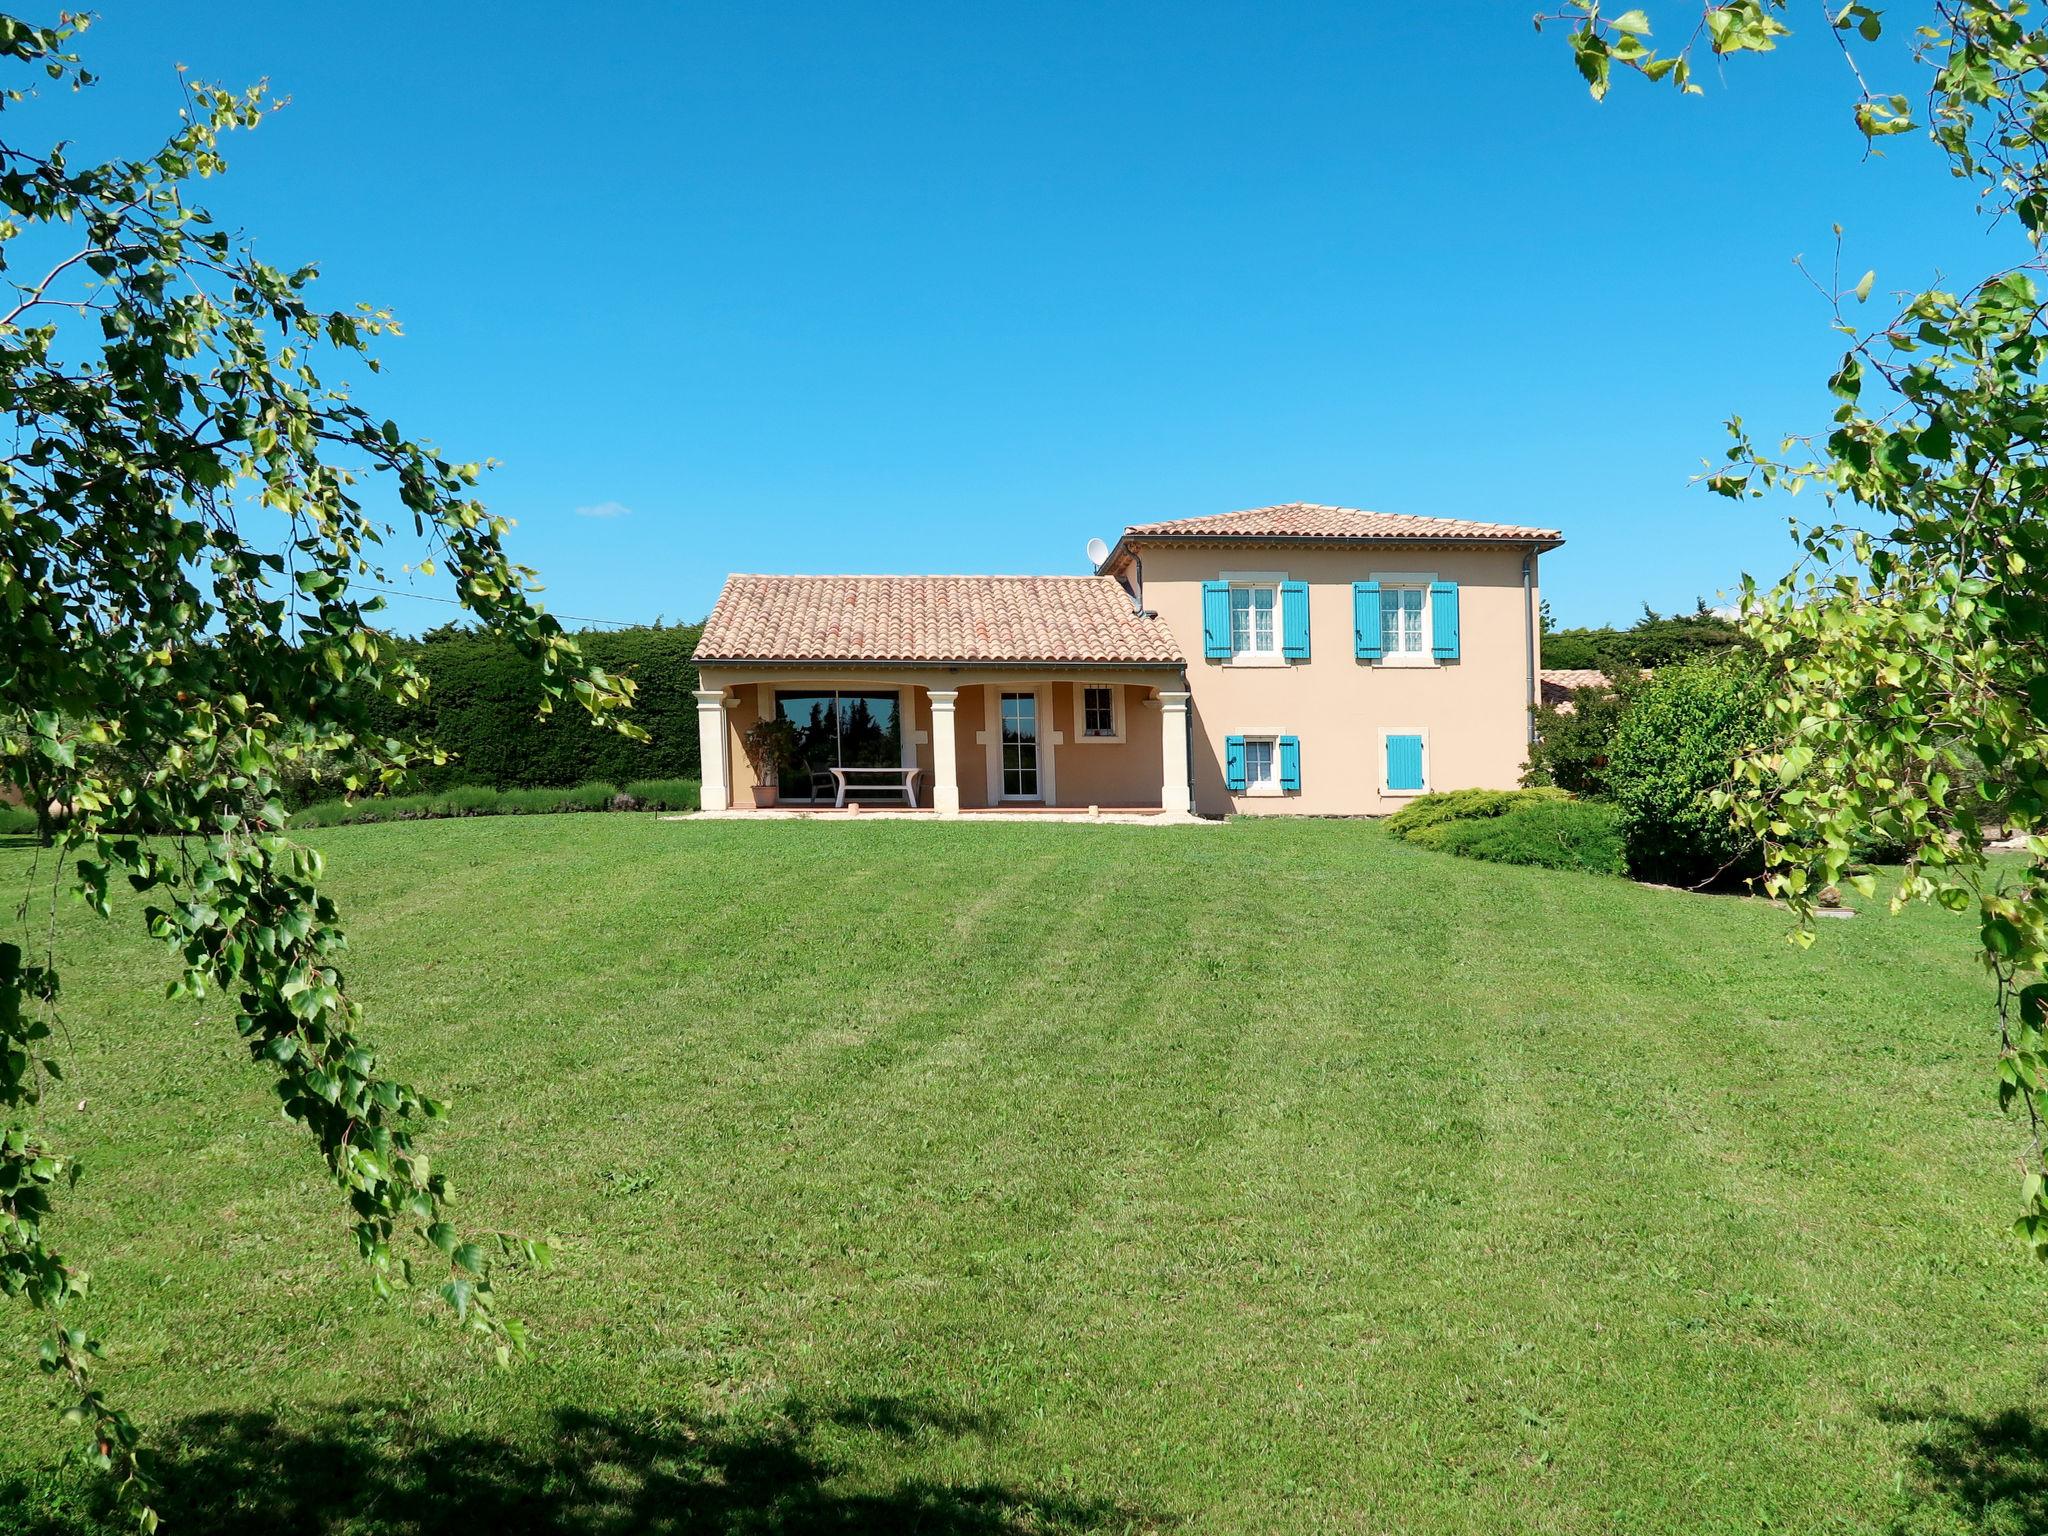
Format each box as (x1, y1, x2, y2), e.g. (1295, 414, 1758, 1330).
(1082, 686, 1116, 738)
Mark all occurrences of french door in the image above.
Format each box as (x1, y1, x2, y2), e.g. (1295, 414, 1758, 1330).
(1000, 691, 1040, 799)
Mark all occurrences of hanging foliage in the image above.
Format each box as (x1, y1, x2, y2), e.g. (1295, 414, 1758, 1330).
(0, 15, 643, 1525)
(1542, 0, 2048, 1261)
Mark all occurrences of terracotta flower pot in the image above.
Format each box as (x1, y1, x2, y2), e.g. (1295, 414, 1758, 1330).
(752, 783, 780, 809)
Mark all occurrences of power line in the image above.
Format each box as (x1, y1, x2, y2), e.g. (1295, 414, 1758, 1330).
(346, 582, 650, 630)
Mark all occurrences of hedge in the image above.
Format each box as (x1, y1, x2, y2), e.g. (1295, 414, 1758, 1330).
(290, 777, 699, 829)
(369, 623, 705, 790)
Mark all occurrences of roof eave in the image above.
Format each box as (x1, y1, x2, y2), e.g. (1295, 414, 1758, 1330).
(1100, 529, 1565, 575)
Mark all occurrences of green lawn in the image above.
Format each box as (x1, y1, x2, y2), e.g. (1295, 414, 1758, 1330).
(0, 816, 2040, 1534)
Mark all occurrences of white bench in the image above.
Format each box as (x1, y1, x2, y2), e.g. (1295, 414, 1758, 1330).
(828, 765, 924, 808)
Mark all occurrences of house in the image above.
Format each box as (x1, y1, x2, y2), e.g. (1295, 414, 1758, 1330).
(1539, 668, 1614, 711)
(690, 502, 1563, 817)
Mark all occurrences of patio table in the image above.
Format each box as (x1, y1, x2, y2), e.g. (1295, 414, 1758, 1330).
(827, 765, 923, 808)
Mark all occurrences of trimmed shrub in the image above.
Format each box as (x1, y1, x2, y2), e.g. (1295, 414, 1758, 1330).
(1605, 655, 1767, 885)
(289, 778, 696, 829)
(1385, 787, 1568, 845)
(1427, 798, 1627, 876)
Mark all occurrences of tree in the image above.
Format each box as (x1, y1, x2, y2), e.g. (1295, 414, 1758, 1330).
(1540, 2, 2048, 1262)
(1539, 601, 1746, 670)
(0, 15, 642, 1524)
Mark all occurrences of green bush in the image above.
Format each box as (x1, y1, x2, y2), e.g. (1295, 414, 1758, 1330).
(1385, 787, 1568, 844)
(289, 778, 697, 829)
(1523, 667, 1644, 796)
(365, 622, 706, 791)
(1427, 798, 1627, 875)
(0, 802, 40, 837)
(1605, 655, 1768, 885)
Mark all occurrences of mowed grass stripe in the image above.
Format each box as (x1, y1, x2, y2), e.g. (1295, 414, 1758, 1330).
(0, 815, 2033, 1535)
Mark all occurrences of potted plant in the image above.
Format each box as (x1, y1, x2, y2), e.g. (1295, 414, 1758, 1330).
(741, 716, 801, 808)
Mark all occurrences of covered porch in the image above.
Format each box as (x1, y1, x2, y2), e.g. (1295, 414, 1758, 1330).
(693, 669, 1193, 817)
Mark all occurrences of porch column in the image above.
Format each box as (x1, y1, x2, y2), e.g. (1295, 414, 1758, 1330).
(929, 689, 961, 815)
(693, 688, 730, 811)
(1158, 689, 1192, 815)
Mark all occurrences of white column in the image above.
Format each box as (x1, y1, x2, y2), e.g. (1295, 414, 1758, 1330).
(929, 689, 961, 815)
(693, 688, 729, 811)
(1158, 689, 1192, 814)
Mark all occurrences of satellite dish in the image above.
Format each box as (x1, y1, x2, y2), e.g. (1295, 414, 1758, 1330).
(1085, 536, 1110, 569)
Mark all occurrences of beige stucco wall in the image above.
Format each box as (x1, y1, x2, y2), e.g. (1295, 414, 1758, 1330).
(694, 668, 1174, 810)
(1131, 541, 1542, 817)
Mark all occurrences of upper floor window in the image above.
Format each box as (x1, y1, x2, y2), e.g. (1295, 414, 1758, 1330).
(1203, 573, 1304, 665)
(1380, 585, 1428, 659)
(1229, 582, 1279, 658)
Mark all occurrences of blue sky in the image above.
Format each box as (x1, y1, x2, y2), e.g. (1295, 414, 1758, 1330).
(39, 2, 2027, 629)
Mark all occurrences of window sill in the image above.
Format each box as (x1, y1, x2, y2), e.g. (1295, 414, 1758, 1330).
(1241, 785, 1288, 798)
(1373, 655, 1437, 669)
(1224, 654, 1290, 668)
(1072, 733, 1125, 746)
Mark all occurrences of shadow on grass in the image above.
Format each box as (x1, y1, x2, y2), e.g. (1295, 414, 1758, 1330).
(1879, 1401, 2048, 1534)
(4, 1395, 1162, 1535)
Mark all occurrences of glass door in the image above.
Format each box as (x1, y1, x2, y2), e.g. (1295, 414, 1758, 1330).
(772, 689, 904, 802)
(775, 691, 840, 803)
(1000, 691, 1039, 799)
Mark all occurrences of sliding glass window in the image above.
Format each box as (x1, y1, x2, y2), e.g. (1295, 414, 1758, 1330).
(772, 690, 903, 802)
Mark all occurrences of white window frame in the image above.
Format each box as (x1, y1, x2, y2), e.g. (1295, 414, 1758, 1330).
(1378, 726, 1430, 798)
(1371, 571, 1438, 669)
(1070, 681, 1124, 744)
(1221, 570, 1288, 668)
(997, 688, 1045, 801)
(1235, 728, 1287, 798)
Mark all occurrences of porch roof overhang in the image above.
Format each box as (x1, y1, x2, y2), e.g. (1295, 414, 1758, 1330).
(692, 574, 1185, 668)
(696, 657, 1184, 672)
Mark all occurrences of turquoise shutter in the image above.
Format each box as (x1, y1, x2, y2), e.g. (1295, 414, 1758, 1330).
(1386, 733, 1425, 792)
(1202, 581, 1231, 659)
(1353, 581, 1382, 661)
(1279, 735, 1301, 791)
(1225, 735, 1247, 790)
(1281, 581, 1310, 660)
(1430, 580, 1460, 660)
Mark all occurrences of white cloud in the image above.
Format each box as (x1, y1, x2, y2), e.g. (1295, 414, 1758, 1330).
(574, 500, 633, 519)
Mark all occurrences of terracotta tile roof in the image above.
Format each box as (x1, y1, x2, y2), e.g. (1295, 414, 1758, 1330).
(694, 575, 1184, 665)
(1121, 502, 1563, 546)
(1539, 667, 1652, 710)
(1539, 668, 1613, 709)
